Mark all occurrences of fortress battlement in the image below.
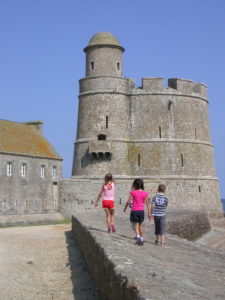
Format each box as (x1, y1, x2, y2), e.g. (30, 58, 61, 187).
(79, 76, 208, 100)
(136, 77, 208, 99)
(168, 78, 208, 98)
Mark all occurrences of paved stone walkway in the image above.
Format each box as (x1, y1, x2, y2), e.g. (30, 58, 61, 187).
(0, 224, 99, 300)
(74, 210, 225, 300)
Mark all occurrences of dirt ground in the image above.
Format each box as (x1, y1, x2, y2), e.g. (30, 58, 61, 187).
(0, 224, 99, 300)
(0, 218, 224, 300)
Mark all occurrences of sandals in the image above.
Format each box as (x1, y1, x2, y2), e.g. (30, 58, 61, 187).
(111, 224, 116, 233)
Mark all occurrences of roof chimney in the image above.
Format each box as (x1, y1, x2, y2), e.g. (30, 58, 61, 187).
(25, 121, 43, 134)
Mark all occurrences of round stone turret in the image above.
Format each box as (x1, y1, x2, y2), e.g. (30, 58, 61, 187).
(70, 33, 222, 216)
(84, 32, 125, 77)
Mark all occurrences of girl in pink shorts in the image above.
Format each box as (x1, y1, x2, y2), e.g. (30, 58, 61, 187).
(94, 173, 116, 233)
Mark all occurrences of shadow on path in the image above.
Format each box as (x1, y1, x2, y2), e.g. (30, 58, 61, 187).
(65, 230, 100, 300)
(88, 226, 156, 246)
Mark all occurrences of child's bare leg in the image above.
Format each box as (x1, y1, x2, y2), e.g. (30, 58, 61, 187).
(110, 209, 115, 225)
(155, 235, 159, 242)
(110, 209, 116, 232)
(104, 209, 111, 230)
(134, 223, 140, 236)
(160, 235, 165, 244)
(139, 223, 143, 237)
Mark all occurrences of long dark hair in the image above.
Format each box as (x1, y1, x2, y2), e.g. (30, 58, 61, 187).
(132, 178, 144, 190)
(104, 173, 113, 184)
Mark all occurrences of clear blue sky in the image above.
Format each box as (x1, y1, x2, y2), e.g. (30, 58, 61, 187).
(1, 0, 224, 197)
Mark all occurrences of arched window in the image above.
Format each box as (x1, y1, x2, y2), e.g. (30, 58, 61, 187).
(98, 134, 106, 140)
(117, 62, 120, 70)
(91, 61, 94, 70)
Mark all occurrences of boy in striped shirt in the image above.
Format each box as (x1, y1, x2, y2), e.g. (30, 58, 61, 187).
(151, 184, 168, 246)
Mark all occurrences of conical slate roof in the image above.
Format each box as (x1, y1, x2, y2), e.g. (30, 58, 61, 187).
(84, 32, 125, 52)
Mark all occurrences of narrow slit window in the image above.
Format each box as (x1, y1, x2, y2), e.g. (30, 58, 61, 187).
(106, 116, 108, 128)
(91, 61, 94, 70)
(7, 162, 12, 176)
(138, 154, 141, 167)
(168, 100, 173, 110)
(117, 62, 120, 70)
(159, 126, 162, 138)
(198, 185, 201, 193)
(195, 128, 197, 139)
(181, 154, 184, 167)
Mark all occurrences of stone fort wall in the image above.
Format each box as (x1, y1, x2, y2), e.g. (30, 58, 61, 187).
(69, 32, 222, 217)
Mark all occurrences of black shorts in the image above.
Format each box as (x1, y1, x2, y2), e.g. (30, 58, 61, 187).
(130, 210, 145, 224)
(154, 215, 166, 235)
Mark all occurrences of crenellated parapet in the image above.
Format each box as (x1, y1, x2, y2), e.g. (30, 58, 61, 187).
(130, 77, 208, 100)
(141, 77, 164, 91)
(168, 78, 208, 99)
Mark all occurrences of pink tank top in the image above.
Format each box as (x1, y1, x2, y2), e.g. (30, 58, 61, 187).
(103, 182, 115, 201)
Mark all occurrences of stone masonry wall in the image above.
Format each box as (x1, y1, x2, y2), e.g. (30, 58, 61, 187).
(59, 177, 222, 217)
(0, 153, 62, 215)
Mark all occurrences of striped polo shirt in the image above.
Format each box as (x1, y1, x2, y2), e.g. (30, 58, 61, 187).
(151, 193, 168, 216)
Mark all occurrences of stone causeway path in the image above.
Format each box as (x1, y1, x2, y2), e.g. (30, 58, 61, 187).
(73, 209, 225, 300)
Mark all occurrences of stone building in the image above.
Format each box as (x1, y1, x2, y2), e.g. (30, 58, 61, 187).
(0, 120, 62, 215)
(59, 32, 222, 216)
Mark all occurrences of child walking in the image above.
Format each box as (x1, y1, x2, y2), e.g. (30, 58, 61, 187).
(151, 184, 168, 246)
(94, 173, 116, 233)
(124, 179, 151, 246)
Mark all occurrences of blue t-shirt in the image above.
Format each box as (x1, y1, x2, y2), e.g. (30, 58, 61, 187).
(151, 193, 168, 216)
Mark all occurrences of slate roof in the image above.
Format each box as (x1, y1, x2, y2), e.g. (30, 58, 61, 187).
(0, 120, 62, 159)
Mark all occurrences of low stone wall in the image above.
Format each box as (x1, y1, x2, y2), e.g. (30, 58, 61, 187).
(59, 178, 223, 217)
(167, 210, 211, 241)
(72, 216, 141, 300)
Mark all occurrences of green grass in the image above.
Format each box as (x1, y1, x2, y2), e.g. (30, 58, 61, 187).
(0, 218, 71, 229)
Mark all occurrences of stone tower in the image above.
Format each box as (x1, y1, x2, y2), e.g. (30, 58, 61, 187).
(67, 32, 222, 215)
